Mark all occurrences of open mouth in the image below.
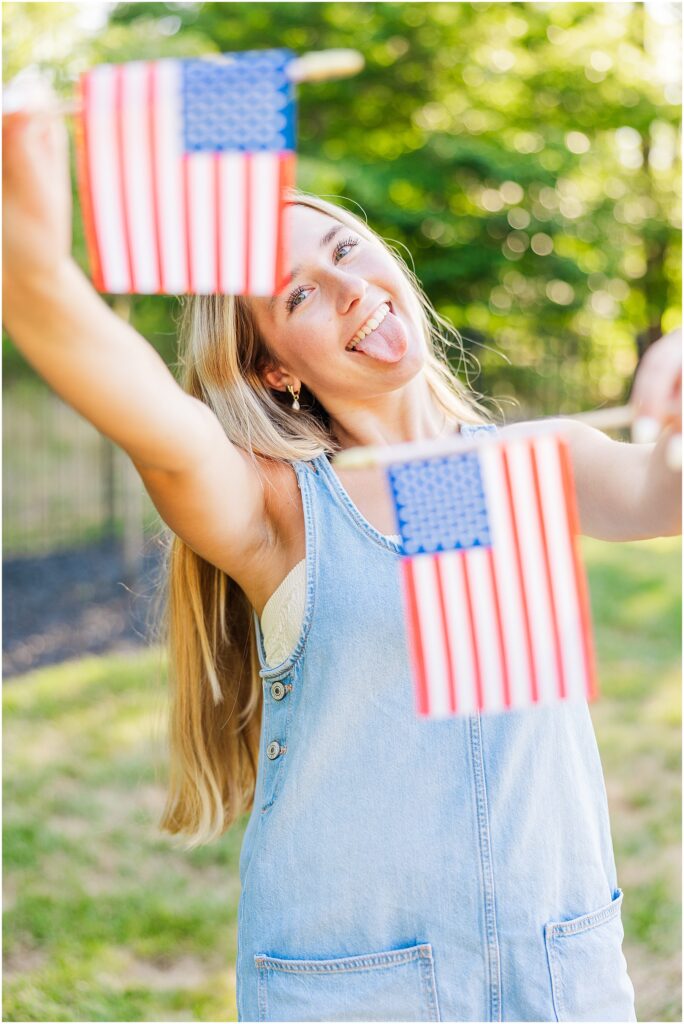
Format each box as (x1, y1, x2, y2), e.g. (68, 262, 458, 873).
(345, 301, 393, 352)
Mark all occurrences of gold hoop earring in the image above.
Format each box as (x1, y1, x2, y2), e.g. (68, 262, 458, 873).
(286, 384, 301, 411)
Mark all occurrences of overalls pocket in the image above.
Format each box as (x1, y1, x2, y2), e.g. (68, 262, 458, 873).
(254, 941, 441, 1022)
(544, 888, 636, 1022)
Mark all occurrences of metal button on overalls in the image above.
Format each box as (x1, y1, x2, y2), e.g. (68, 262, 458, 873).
(266, 740, 282, 760)
(270, 681, 286, 701)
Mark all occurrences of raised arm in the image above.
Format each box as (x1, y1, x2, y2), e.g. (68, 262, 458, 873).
(6, 258, 222, 470)
(4, 102, 222, 473)
(498, 413, 681, 542)
(3, 103, 272, 579)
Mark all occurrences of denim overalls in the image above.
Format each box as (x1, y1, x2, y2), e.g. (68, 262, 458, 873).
(236, 424, 636, 1023)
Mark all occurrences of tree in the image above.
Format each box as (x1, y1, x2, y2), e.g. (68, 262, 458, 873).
(5, 1, 681, 416)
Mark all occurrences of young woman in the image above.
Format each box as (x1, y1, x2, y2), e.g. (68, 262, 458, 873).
(3, 103, 680, 1023)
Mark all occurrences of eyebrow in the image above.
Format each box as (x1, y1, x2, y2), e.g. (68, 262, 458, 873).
(268, 224, 344, 313)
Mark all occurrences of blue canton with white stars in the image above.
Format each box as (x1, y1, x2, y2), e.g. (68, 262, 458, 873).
(387, 452, 492, 556)
(182, 49, 296, 153)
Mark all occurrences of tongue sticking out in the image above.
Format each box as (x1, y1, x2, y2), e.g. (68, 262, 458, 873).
(352, 311, 408, 363)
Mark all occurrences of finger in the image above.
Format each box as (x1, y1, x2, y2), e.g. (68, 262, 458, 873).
(2, 110, 32, 148)
(3, 69, 59, 116)
(4, 108, 66, 170)
(666, 433, 682, 472)
(663, 402, 682, 434)
(631, 358, 682, 421)
(633, 331, 682, 382)
(631, 415, 662, 444)
(632, 404, 682, 443)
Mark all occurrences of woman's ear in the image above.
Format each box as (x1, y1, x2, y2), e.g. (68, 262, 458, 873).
(261, 362, 300, 395)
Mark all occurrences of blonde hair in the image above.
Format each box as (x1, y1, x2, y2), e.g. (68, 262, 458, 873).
(158, 190, 494, 846)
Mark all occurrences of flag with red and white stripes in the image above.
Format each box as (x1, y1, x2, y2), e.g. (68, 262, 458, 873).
(75, 50, 296, 296)
(387, 431, 598, 717)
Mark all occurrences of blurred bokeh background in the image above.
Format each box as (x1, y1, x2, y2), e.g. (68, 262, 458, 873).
(3, 2, 681, 1021)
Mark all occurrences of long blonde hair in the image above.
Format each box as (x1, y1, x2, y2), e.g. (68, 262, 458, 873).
(158, 190, 494, 846)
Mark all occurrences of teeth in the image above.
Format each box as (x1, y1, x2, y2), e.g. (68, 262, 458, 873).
(347, 303, 390, 350)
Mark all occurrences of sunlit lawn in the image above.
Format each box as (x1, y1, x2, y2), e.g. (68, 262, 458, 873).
(3, 538, 681, 1022)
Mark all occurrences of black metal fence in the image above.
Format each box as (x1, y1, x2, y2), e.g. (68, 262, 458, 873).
(3, 379, 158, 561)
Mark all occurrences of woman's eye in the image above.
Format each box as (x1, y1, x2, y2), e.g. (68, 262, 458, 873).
(334, 237, 359, 261)
(285, 237, 359, 313)
(286, 286, 309, 313)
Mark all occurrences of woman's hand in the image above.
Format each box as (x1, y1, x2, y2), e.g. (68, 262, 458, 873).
(2, 91, 72, 290)
(630, 328, 682, 469)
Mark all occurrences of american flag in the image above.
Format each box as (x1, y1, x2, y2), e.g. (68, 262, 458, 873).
(75, 50, 296, 296)
(387, 431, 598, 717)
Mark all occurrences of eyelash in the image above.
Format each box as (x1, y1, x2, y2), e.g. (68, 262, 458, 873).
(285, 237, 359, 313)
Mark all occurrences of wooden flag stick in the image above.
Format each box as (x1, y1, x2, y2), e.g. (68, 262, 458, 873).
(333, 403, 638, 470)
(2, 49, 364, 117)
(568, 403, 634, 430)
(288, 49, 364, 83)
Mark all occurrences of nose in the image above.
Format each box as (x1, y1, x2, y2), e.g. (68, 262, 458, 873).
(335, 269, 367, 315)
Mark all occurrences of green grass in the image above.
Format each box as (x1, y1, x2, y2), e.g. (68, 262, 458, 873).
(3, 650, 244, 1022)
(3, 538, 681, 1021)
(584, 536, 681, 1022)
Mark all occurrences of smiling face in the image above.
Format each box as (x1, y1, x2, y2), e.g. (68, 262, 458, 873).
(249, 204, 427, 410)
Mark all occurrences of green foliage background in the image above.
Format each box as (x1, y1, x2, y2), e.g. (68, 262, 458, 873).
(3, 1, 681, 417)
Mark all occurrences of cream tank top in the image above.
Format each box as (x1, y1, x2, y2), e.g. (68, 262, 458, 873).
(260, 536, 401, 667)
